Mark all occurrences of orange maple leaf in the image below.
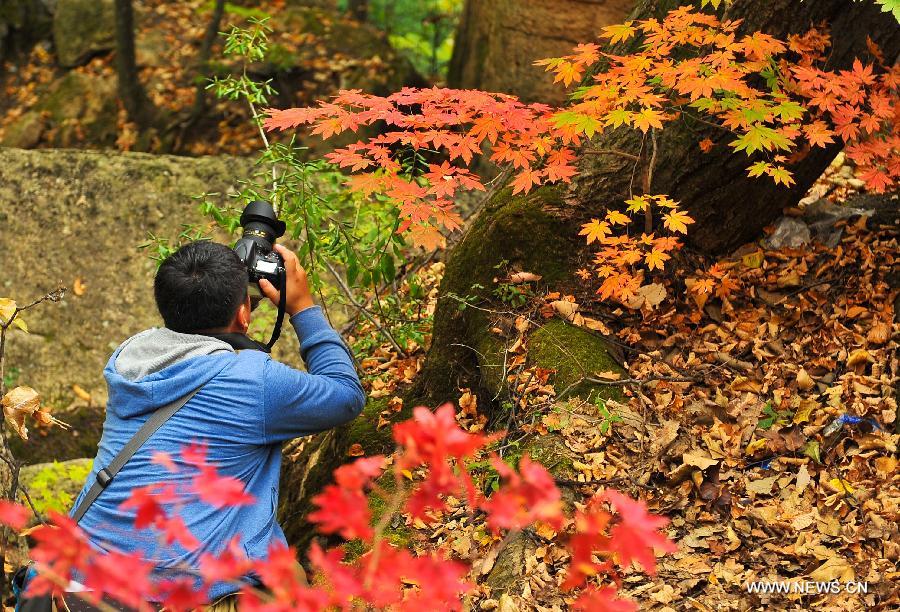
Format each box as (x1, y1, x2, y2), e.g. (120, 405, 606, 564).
(580, 219, 612, 245)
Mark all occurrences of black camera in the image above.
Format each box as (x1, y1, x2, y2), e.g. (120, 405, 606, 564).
(233, 201, 287, 299)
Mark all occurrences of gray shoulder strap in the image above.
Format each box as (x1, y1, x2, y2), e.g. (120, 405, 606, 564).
(71, 386, 203, 524)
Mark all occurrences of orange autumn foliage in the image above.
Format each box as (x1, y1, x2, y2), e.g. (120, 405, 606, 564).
(266, 5, 899, 303)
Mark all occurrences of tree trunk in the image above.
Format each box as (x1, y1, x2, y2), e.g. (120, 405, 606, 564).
(189, 0, 226, 121)
(347, 0, 368, 22)
(278, 0, 900, 552)
(448, 0, 635, 103)
(113, 0, 154, 127)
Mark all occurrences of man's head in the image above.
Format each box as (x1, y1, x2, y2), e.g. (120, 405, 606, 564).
(154, 241, 250, 334)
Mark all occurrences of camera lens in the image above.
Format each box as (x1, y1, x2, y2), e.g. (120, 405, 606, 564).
(239, 201, 286, 250)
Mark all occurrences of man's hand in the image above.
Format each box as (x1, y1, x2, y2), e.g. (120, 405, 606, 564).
(259, 244, 315, 316)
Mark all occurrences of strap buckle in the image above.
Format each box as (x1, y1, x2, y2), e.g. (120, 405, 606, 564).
(96, 468, 114, 488)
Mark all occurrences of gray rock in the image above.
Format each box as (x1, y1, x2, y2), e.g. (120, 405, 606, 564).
(803, 198, 873, 248)
(764, 216, 811, 249)
(52, 0, 114, 67)
(35, 70, 117, 146)
(135, 28, 166, 67)
(0, 109, 44, 148)
(0, 148, 264, 407)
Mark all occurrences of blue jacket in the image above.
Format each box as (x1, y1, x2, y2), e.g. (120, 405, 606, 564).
(70, 306, 365, 599)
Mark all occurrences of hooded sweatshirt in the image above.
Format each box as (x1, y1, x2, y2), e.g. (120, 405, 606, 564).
(69, 306, 365, 600)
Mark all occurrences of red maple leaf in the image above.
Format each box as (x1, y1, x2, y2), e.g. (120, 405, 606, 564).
(156, 515, 200, 550)
(308, 543, 363, 605)
(393, 404, 490, 467)
(83, 550, 153, 610)
(28, 512, 93, 585)
(480, 455, 562, 532)
(603, 490, 677, 574)
(308, 484, 373, 541)
(120, 483, 177, 528)
(192, 466, 254, 509)
(573, 586, 638, 612)
(153, 578, 209, 612)
(199, 537, 251, 584)
(0, 500, 30, 530)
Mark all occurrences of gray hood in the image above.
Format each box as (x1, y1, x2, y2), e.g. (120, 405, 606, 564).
(114, 328, 234, 382)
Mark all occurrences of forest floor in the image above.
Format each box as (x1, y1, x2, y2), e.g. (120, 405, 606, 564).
(348, 159, 898, 611)
(0, 0, 410, 156)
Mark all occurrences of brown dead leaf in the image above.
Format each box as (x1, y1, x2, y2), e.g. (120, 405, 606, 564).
(846, 348, 872, 369)
(388, 396, 403, 412)
(459, 389, 478, 416)
(866, 322, 890, 345)
(682, 451, 719, 470)
(809, 557, 855, 583)
(624, 282, 667, 310)
(730, 377, 761, 393)
(745, 475, 778, 496)
(874, 456, 897, 475)
(2, 386, 40, 440)
(551, 300, 579, 322)
(347, 443, 365, 457)
(796, 368, 814, 391)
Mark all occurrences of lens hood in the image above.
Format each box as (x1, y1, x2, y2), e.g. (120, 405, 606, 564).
(239, 201, 286, 237)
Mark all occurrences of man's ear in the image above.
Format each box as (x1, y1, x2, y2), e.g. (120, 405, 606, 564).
(234, 294, 251, 333)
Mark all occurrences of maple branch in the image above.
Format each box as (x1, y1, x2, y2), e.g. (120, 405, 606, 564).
(585, 374, 701, 387)
(0, 287, 66, 397)
(643, 128, 659, 234)
(323, 260, 407, 356)
(582, 148, 641, 162)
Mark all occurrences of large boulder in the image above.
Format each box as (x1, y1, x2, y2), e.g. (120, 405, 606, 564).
(0, 147, 265, 411)
(1, 71, 118, 149)
(53, 0, 115, 67)
(448, 0, 633, 104)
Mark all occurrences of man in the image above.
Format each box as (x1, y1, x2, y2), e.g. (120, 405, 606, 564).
(69, 241, 366, 607)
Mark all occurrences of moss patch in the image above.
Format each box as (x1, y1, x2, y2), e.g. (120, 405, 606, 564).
(344, 473, 413, 560)
(527, 319, 625, 402)
(416, 185, 582, 404)
(19, 458, 93, 517)
(522, 433, 575, 479)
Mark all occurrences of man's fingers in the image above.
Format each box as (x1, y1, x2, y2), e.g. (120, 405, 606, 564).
(258, 279, 280, 303)
(274, 244, 300, 268)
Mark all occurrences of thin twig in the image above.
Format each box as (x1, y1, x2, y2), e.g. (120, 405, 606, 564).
(583, 148, 641, 162)
(18, 483, 45, 525)
(643, 128, 659, 233)
(585, 374, 700, 387)
(323, 260, 406, 356)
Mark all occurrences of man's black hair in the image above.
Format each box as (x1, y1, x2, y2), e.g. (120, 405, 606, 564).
(154, 241, 248, 333)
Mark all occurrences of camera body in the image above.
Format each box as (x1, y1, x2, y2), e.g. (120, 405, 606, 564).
(233, 201, 286, 297)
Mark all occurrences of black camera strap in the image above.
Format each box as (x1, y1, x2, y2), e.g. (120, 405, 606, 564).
(70, 385, 204, 524)
(265, 267, 287, 352)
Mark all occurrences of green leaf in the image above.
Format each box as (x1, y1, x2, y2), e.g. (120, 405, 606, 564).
(731, 124, 793, 155)
(771, 100, 806, 121)
(552, 111, 603, 138)
(874, 0, 900, 23)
